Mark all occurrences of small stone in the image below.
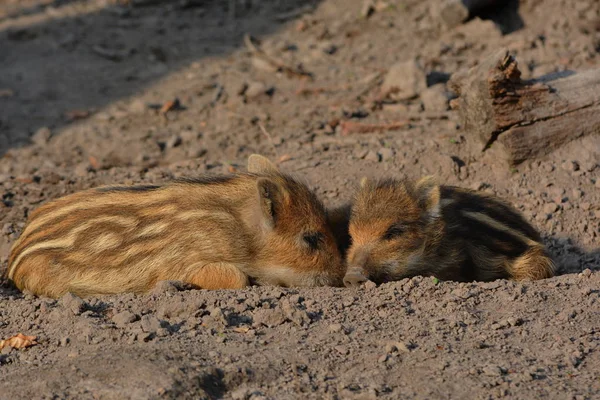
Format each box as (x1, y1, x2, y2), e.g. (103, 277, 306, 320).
(364, 280, 377, 290)
(580, 202, 591, 211)
(342, 297, 356, 307)
(151, 280, 190, 295)
(384, 341, 409, 354)
(507, 317, 523, 327)
(482, 365, 503, 377)
(112, 311, 138, 327)
(355, 148, 370, 159)
(378, 354, 389, 363)
(231, 388, 250, 400)
(166, 135, 182, 148)
(60, 337, 70, 347)
(547, 186, 565, 199)
(378, 147, 395, 162)
(129, 99, 147, 114)
(74, 163, 90, 177)
(335, 345, 349, 355)
(420, 84, 450, 112)
(471, 182, 489, 191)
(252, 308, 286, 328)
(561, 161, 579, 172)
(1, 223, 14, 235)
(328, 323, 344, 333)
(455, 17, 502, 40)
(251, 57, 278, 73)
(364, 150, 380, 163)
(435, 0, 469, 28)
(31, 127, 52, 146)
(244, 81, 274, 100)
(140, 315, 163, 333)
(381, 60, 426, 100)
(59, 293, 87, 316)
(542, 163, 555, 173)
(580, 161, 598, 172)
(281, 300, 310, 327)
(156, 327, 170, 337)
(459, 165, 468, 180)
(180, 130, 199, 142)
(43, 171, 61, 185)
(361, 0, 376, 18)
(205, 307, 229, 328)
(543, 202, 559, 214)
(571, 189, 583, 200)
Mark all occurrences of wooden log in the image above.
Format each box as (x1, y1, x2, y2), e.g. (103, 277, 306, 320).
(448, 49, 600, 165)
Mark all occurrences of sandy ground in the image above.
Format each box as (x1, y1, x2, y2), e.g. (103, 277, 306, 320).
(0, 0, 599, 398)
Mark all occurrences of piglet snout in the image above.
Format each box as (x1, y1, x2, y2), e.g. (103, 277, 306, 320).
(343, 268, 369, 288)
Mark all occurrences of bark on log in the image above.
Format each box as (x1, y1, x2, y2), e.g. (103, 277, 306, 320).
(448, 49, 600, 165)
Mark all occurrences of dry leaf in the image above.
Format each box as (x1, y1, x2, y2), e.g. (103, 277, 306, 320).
(159, 98, 181, 114)
(88, 156, 101, 170)
(0, 333, 38, 350)
(0, 88, 15, 98)
(277, 154, 292, 163)
(65, 109, 90, 121)
(232, 326, 250, 333)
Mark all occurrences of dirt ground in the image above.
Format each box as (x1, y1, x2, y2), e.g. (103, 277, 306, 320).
(0, 0, 599, 398)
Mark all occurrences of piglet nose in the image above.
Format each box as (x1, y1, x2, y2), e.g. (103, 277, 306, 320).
(344, 268, 369, 288)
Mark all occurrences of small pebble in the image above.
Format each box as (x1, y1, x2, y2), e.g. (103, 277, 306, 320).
(364, 150, 380, 163)
(543, 202, 558, 214)
(112, 311, 138, 327)
(378, 354, 389, 363)
(378, 148, 395, 162)
(364, 280, 377, 290)
(59, 293, 87, 316)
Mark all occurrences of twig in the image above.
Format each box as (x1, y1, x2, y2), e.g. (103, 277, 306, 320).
(244, 34, 313, 80)
(355, 71, 385, 100)
(198, 84, 224, 116)
(211, 84, 224, 106)
(274, 5, 315, 21)
(295, 83, 351, 96)
(257, 122, 279, 158)
(340, 120, 410, 136)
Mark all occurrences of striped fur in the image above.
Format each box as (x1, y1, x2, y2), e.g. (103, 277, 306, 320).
(7, 155, 345, 298)
(344, 177, 555, 286)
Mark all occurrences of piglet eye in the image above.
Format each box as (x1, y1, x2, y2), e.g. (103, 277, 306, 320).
(383, 224, 405, 240)
(303, 232, 324, 251)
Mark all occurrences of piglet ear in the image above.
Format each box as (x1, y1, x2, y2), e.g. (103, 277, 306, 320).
(415, 176, 441, 219)
(248, 154, 280, 175)
(256, 178, 285, 229)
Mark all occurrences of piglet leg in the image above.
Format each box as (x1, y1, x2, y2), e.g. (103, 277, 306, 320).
(187, 263, 250, 290)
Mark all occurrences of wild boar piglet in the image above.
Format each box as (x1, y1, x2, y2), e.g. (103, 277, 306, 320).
(344, 177, 555, 287)
(7, 155, 345, 298)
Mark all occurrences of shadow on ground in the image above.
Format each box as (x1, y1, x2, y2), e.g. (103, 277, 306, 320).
(547, 237, 600, 275)
(0, 0, 322, 155)
(474, 0, 524, 34)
